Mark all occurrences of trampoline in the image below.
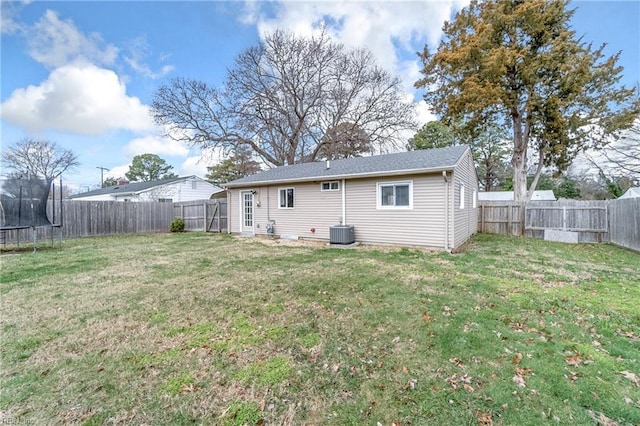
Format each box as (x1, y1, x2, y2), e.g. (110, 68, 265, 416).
(0, 174, 64, 251)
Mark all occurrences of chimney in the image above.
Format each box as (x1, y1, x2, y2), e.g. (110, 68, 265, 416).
(117, 178, 130, 186)
(326, 160, 331, 169)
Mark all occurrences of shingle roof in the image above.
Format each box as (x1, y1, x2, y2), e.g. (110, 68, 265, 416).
(225, 145, 470, 188)
(69, 176, 189, 199)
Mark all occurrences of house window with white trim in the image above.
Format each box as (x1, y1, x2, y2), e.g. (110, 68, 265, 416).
(279, 187, 295, 208)
(459, 183, 465, 209)
(321, 181, 340, 191)
(377, 181, 412, 209)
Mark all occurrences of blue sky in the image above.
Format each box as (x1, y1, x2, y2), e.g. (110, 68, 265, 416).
(1, 1, 638, 192)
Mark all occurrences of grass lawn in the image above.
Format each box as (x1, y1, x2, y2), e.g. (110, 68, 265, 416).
(1, 233, 639, 425)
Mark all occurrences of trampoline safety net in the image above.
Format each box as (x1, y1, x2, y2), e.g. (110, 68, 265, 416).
(0, 175, 58, 229)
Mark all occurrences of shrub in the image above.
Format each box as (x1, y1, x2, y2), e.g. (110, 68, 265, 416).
(170, 217, 185, 232)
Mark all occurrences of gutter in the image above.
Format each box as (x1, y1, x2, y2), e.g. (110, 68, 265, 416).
(224, 165, 456, 189)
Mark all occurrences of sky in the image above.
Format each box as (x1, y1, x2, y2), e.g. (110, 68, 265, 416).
(1, 0, 639, 192)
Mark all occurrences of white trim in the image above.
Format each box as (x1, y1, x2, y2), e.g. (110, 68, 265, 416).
(278, 187, 295, 209)
(240, 190, 254, 234)
(341, 179, 346, 224)
(472, 189, 477, 208)
(321, 181, 340, 191)
(376, 180, 413, 209)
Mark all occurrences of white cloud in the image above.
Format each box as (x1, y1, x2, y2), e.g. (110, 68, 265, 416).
(104, 164, 131, 180)
(27, 9, 118, 68)
(243, 0, 468, 92)
(179, 156, 209, 178)
(179, 148, 225, 178)
(0, 61, 155, 135)
(123, 36, 175, 79)
(415, 100, 437, 126)
(124, 135, 189, 158)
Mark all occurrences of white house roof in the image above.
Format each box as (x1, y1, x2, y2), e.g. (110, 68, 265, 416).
(618, 187, 640, 199)
(478, 190, 556, 201)
(225, 145, 471, 188)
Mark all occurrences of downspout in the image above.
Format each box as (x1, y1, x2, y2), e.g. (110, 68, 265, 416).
(226, 188, 231, 234)
(443, 171, 451, 253)
(341, 179, 346, 225)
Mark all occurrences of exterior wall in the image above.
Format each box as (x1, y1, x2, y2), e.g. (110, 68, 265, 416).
(230, 173, 450, 249)
(229, 182, 343, 239)
(451, 149, 479, 249)
(345, 174, 447, 248)
(135, 178, 220, 202)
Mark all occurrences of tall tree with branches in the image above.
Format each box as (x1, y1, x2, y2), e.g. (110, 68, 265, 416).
(151, 30, 416, 166)
(416, 0, 639, 200)
(1, 139, 79, 178)
(125, 154, 178, 182)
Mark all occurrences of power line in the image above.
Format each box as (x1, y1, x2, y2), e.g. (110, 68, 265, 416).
(96, 166, 110, 187)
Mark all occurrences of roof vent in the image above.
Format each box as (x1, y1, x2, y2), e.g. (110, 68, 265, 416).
(326, 160, 331, 169)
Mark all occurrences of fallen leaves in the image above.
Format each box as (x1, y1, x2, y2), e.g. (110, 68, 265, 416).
(477, 410, 493, 425)
(620, 371, 639, 386)
(422, 311, 431, 323)
(512, 352, 523, 365)
(586, 410, 619, 426)
(513, 367, 532, 388)
(446, 373, 474, 392)
(565, 352, 583, 366)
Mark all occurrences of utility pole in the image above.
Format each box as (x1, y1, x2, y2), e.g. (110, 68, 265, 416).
(96, 166, 110, 187)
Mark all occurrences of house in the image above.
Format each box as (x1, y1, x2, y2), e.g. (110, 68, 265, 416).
(69, 176, 223, 202)
(224, 145, 479, 251)
(618, 187, 640, 199)
(477, 190, 556, 201)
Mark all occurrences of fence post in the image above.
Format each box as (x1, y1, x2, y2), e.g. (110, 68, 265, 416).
(203, 202, 207, 231)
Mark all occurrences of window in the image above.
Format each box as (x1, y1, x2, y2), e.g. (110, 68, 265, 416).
(279, 188, 295, 208)
(321, 181, 340, 191)
(377, 181, 412, 209)
(459, 183, 465, 209)
(191, 180, 197, 190)
(158, 198, 173, 203)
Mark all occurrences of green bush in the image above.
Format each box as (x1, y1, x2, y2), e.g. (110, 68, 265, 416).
(170, 217, 185, 232)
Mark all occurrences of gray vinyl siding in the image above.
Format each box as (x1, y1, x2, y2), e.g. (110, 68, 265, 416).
(345, 174, 447, 248)
(228, 150, 479, 250)
(452, 150, 479, 249)
(229, 189, 239, 233)
(229, 183, 343, 239)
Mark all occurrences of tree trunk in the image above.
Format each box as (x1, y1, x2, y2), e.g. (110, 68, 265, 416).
(511, 113, 528, 201)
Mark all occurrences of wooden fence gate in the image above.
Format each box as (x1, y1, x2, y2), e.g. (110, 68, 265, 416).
(173, 199, 227, 232)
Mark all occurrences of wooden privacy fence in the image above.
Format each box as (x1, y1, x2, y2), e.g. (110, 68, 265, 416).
(2, 200, 175, 244)
(173, 199, 227, 232)
(479, 198, 640, 251)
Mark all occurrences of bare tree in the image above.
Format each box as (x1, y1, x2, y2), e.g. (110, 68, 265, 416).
(600, 120, 640, 180)
(151, 30, 416, 166)
(1, 139, 79, 178)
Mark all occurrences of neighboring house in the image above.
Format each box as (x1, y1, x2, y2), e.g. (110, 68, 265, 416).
(618, 187, 640, 199)
(477, 190, 556, 201)
(69, 176, 223, 202)
(224, 145, 479, 251)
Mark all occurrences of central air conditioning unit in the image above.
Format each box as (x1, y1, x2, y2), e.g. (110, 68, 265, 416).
(329, 225, 355, 245)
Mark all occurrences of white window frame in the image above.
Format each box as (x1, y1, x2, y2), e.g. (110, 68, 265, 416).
(321, 181, 340, 192)
(459, 183, 465, 209)
(278, 187, 295, 209)
(376, 181, 413, 209)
